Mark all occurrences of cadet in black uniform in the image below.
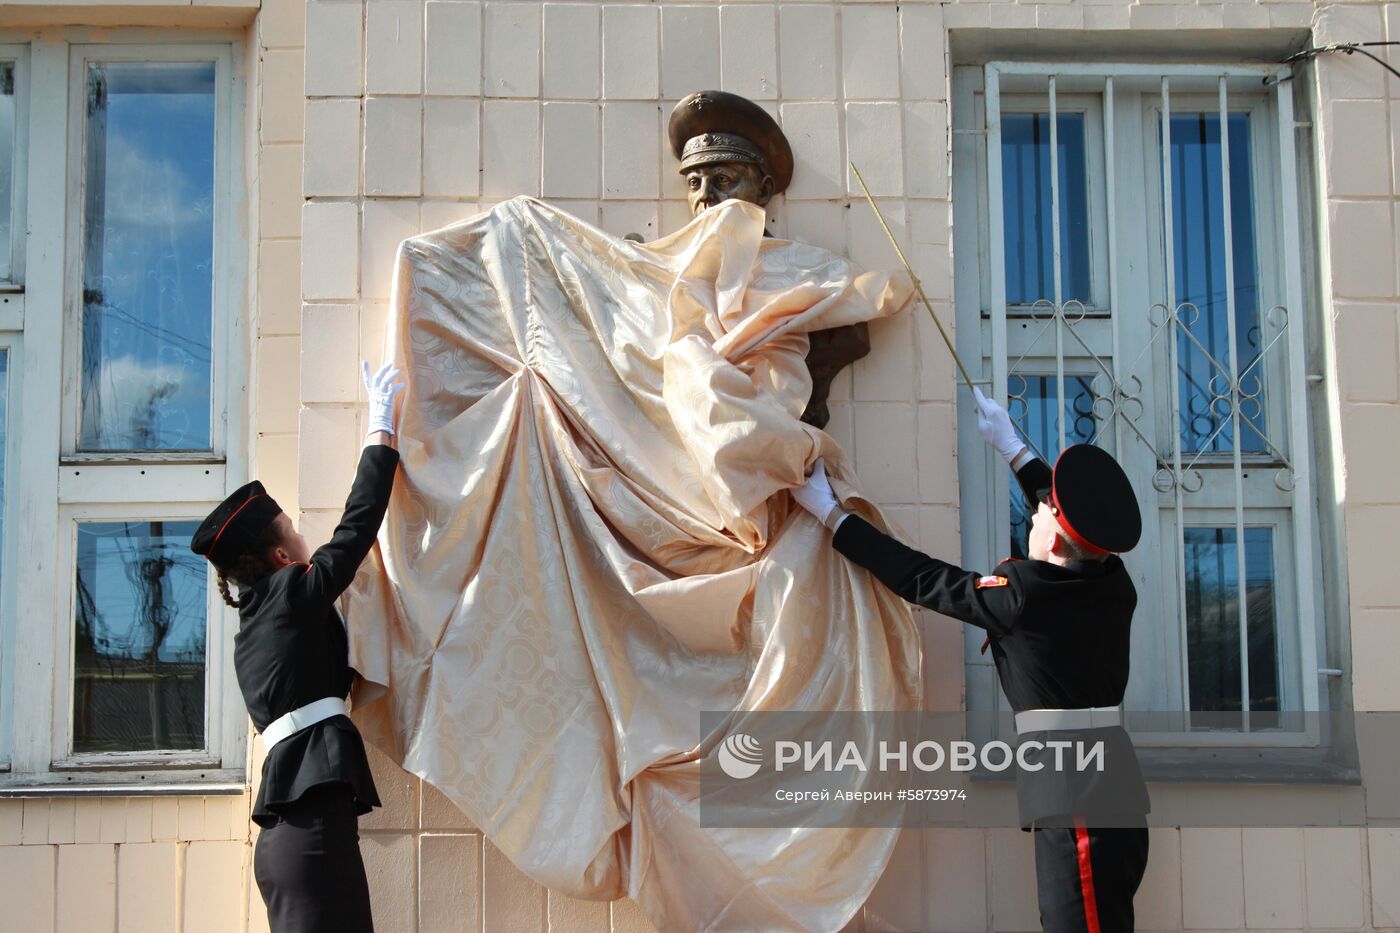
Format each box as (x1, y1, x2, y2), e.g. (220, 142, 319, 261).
(793, 388, 1150, 933)
(191, 361, 405, 933)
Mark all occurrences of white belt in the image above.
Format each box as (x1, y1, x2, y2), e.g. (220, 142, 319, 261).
(261, 697, 348, 750)
(1015, 706, 1121, 735)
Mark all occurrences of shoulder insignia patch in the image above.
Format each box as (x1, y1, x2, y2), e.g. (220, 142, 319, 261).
(975, 575, 1010, 589)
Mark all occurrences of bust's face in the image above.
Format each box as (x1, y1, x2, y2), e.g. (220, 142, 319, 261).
(685, 162, 774, 216)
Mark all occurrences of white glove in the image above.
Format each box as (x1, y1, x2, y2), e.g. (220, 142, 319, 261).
(363, 361, 406, 437)
(973, 387, 1026, 464)
(792, 458, 840, 526)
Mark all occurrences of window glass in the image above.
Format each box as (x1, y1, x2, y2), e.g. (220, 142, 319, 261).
(1007, 374, 1096, 559)
(72, 520, 205, 753)
(1184, 525, 1279, 720)
(1163, 112, 1266, 455)
(0, 61, 15, 282)
(1001, 113, 1091, 306)
(79, 62, 216, 452)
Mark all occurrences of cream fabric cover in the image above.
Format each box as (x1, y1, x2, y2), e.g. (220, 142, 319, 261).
(343, 197, 922, 932)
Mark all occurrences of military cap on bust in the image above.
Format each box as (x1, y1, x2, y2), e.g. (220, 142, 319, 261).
(1046, 445, 1142, 555)
(191, 480, 283, 568)
(668, 90, 794, 195)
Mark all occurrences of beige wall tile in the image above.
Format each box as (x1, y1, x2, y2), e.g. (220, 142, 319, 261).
(544, 3, 601, 100)
(483, 841, 545, 930)
(905, 102, 949, 200)
(1181, 827, 1243, 929)
(1325, 100, 1395, 199)
(484, 2, 542, 98)
(305, 0, 364, 98)
(362, 200, 422, 302)
(898, 5, 946, 102)
(547, 889, 608, 932)
(260, 49, 306, 145)
(366, 0, 425, 95)
(779, 5, 836, 101)
(1371, 827, 1400, 927)
(298, 407, 361, 510)
(853, 307, 917, 403)
(255, 335, 303, 436)
(259, 239, 304, 336)
(150, 799, 180, 843)
(842, 5, 900, 101)
(258, 0, 304, 50)
(719, 5, 778, 101)
(1242, 828, 1303, 928)
(363, 833, 417, 931)
(74, 801, 103, 845)
(920, 828, 987, 932)
(426, 1, 483, 97)
(1353, 609, 1400, 711)
(423, 99, 481, 199)
(781, 102, 843, 201)
(987, 828, 1039, 932)
(256, 433, 300, 510)
(602, 103, 661, 199)
(601, 201, 660, 243)
(1334, 304, 1400, 402)
(117, 842, 177, 933)
(609, 897, 658, 933)
(864, 828, 924, 931)
(854, 402, 917, 505)
(661, 5, 718, 100)
(184, 841, 244, 933)
(260, 144, 304, 241)
(362, 744, 422, 832)
(481, 101, 542, 198)
(1342, 406, 1400, 504)
(1328, 200, 1398, 300)
(0, 801, 23, 845)
(302, 305, 361, 403)
(364, 97, 425, 198)
(543, 102, 601, 199)
(420, 834, 481, 933)
(57, 844, 115, 933)
(1, 845, 55, 932)
(421, 784, 475, 831)
(602, 5, 659, 101)
(846, 103, 905, 198)
(304, 99, 362, 198)
(122, 799, 152, 845)
(22, 798, 50, 844)
(43, 800, 71, 846)
(916, 403, 957, 505)
(302, 202, 361, 300)
(1303, 827, 1365, 929)
(1134, 828, 1181, 930)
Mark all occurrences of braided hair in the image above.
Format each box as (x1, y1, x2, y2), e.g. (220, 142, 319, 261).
(214, 519, 289, 609)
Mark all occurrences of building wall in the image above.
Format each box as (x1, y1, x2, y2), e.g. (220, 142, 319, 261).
(3, 0, 1400, 931)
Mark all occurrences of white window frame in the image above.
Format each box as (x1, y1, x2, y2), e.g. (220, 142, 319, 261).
(0, 43, 30, 297)
(954, 62, 1328, 751)
(0, 32, 249, 791)
(0, 337, 21, 773)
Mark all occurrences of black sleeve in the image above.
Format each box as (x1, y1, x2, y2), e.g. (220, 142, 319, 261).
(1014, 457, 1053, 510)
(293, 444, 400, 608)
(831, 515, 1023, 636)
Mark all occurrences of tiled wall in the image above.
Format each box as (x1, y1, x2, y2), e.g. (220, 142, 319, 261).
(4, 0, 1400, 930)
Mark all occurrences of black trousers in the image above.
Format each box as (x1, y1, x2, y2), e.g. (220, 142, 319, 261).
(1034, 821, 1148, 933)
(254, 785, 375, 933)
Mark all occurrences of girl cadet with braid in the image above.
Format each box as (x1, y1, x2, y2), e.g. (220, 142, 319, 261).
(190, 361, 405, 933)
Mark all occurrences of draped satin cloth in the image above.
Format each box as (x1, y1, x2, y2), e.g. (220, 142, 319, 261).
(342, 197, 923, 932)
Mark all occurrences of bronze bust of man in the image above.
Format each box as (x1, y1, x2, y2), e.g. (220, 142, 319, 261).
(668, 90, 870, 429)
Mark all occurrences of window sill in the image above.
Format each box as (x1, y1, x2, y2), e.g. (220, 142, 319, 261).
(0, 768, 246, 796)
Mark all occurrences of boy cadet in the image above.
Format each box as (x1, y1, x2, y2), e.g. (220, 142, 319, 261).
(793, 389, 1151, 933)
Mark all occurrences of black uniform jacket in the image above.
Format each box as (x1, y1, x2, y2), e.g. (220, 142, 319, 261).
(831, 458, 1150, 827)
(234, 444, 399, 826)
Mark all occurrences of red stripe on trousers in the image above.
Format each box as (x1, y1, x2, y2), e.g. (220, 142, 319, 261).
(1074, 817, 1102, 933)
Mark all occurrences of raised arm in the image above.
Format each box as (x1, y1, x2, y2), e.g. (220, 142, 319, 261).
(294, 362, 405, 608)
